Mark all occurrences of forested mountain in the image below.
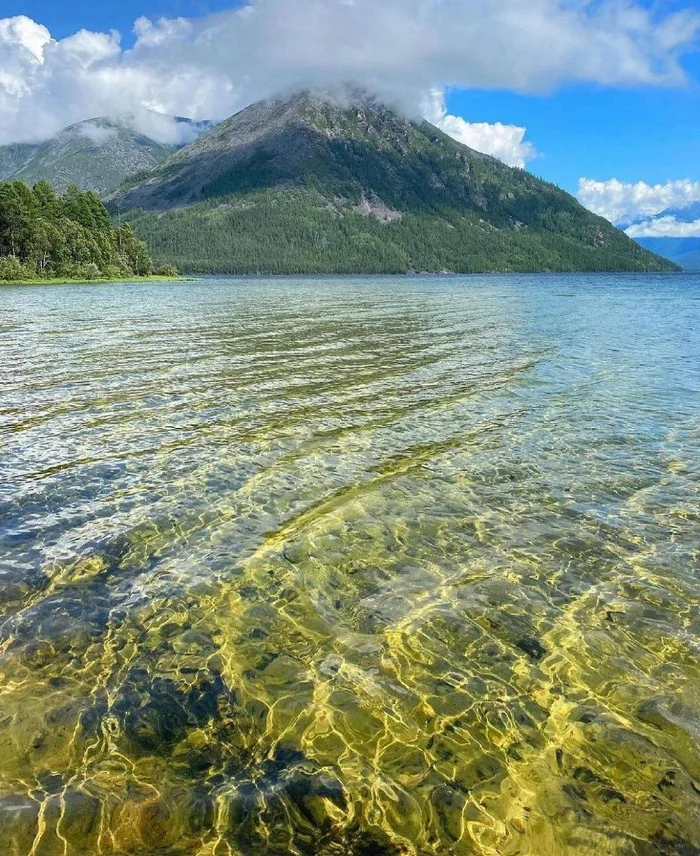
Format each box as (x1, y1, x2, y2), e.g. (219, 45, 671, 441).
(0, 180, 159, 281)
(0, 116, 210, 197)
(111, 90, 677, 274)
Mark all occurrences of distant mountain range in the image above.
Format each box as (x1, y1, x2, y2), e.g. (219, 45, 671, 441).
(635, 238, 700, 271)
(0, 92, 678, 274)
(630, 202, 700, 270)
(0, 116, 211, 197)
(106, 90, 674, 275)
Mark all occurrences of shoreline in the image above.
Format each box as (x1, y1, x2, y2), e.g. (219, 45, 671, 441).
(1, 270, 691, 287)
(0, 276, 199, 287)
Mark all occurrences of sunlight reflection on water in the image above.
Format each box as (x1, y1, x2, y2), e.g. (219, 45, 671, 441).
(0, 273, 698, 855)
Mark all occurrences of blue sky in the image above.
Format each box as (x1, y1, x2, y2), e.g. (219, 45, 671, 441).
(2, 0, 700, 229)
(446, 72, 700, 192)
(1, 0, 234, 41)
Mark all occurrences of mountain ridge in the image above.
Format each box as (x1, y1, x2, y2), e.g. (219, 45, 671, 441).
(110, 90, 677, 274)
(111, 90, 501, 212)
(0, 115, 211, 197)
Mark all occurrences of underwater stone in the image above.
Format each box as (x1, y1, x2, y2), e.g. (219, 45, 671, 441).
(114, 670, 235, 755)
(515, 637, 547, 661)
(0, 795, 40, 853)
(225, 759, 349, 853)
(283, 543, 306, 564)
(175, 787, 215, 836)
(430, 784, 466, 842)
(173, 629, 217, 656)
(648, 830, 700, 856)
(123, 697, 189, 753)
(138, 797, 180, 848)
(59, 788, 101, 844)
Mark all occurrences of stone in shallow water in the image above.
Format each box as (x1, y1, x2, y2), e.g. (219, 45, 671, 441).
(0, 795, 40, 853)
(0, 568, 46, 610)
(59, 788, 101, 845)
(646, 830, 700, 856)
(515, 636, 547, 661)
(121, 691, 190, 753)
(112, 786, 215, 850)
(35, 788, 101, 855)
(112, 669, 236, 756)
(223, 756, 352, 854)
(430, 784, 467, 842)
(138, 797, 179, 849)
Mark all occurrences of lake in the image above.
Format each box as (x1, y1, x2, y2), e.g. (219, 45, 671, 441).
(1, 273, 699, 856)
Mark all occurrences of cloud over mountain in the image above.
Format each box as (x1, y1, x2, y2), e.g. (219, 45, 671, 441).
(423, 90, 536, 169)
(1, 0, 699, 158)
(577, 178, 700, 225)
(625, 216, 700, 239)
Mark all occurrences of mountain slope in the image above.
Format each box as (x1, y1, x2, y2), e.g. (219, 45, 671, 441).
(112, 90, 678, 274)
(661, 201, 700, 221)
(0, 117, 208, 197)
(675, 250, 700, 270)
(636, 237, 700, 270)
(0, 143, 39, 181)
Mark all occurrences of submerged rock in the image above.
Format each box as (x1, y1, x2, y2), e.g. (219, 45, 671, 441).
(112, 669, 236, 756)
(0, 795, 40, 853)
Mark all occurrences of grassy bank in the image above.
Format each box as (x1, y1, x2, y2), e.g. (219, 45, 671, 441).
(1, 275, 196, 286)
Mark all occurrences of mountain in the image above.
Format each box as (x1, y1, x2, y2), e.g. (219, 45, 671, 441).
(636, 237, 700, 270)
(0, 143, 38, 179)
(661, 201, 700, 221)
(110, 90, 677, 275)
(0, 116, 211, 197)
(628, 202, 700, 270)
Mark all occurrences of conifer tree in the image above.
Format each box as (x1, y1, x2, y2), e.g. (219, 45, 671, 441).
(0, 180, 159, 281)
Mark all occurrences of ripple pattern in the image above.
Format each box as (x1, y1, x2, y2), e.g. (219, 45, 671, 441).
(0, 274, 699, 856)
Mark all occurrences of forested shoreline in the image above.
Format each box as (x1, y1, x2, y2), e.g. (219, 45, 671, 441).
(126, 187, 677, 276)
(0, 180, 176, 282)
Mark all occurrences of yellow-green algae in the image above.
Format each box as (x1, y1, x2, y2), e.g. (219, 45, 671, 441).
(0, 274, 698, 856)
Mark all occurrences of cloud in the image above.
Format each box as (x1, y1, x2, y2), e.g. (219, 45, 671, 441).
(0, 0, 699, 145)
(625, 216, 700, 238)
(423, 89, 536, 168)
(73, 120, 117, 145)
(577, 178, 700, 225)
(132, 16, 193, 48)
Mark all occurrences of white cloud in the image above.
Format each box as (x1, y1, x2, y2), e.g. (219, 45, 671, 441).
(626, 216, 700, 238)
(0, 15, 50, 62)
(75, 120, 117, 145)
(423, 88, 536, 167)
(577, 178, 700, 225)
(0, 0, 699, 145)
(132, 16, 193, 48)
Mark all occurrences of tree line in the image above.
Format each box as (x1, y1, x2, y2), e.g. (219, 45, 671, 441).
(0, 180, 176, 281)
(128, 187, 674, 276)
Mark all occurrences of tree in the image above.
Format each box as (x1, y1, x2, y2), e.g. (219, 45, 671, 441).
(0, 180, 160, 281)
(118, 224, 153, 276)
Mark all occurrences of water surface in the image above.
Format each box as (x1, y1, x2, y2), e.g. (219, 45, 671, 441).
(1, 274, 699, 856)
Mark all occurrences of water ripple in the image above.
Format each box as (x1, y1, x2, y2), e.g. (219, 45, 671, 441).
(0, 274, 698, 856)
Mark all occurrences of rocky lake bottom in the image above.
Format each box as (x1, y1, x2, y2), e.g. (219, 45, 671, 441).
(0, 273, 698, 855)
